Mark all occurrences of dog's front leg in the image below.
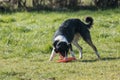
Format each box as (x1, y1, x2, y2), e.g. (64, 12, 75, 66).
(49, 48, 56, 61)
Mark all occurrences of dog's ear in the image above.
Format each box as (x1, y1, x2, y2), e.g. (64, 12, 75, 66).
(53, 40, 59, 47)
(65, 43, 69, 49)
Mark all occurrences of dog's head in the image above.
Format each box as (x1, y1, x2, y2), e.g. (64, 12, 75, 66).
(53, 40, 69, 57)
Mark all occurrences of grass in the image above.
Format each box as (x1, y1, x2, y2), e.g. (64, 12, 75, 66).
(0, 9, 120, 80)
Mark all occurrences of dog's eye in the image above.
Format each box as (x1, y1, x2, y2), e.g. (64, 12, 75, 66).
(54, 48, 58, 53)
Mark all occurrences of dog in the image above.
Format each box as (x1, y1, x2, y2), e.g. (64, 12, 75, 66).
(49, 17, 100, 61)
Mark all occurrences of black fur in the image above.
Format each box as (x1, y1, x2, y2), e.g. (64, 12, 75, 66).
(54, 17, 93, 42)
(53, 41, 69, 57)
(53, 17, 93, 57)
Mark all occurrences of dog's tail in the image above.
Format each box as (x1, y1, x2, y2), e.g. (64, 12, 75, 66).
(85, 17, 93, 29)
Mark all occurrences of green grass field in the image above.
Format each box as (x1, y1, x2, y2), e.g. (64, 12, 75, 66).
(0, 9, 120, 80)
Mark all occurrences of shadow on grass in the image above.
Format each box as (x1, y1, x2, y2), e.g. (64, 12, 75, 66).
(101, 57, 120, 61)
(79, 57, 120, 63)
(80, 59, 98, 63)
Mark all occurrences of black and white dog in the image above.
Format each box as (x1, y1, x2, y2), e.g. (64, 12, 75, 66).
(49, 17, 100, 61)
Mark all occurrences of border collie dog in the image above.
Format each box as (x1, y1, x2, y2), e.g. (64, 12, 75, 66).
(49, 17, 100, 61)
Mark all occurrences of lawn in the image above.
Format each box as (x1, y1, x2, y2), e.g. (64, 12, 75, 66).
(0, 9, 120, 80)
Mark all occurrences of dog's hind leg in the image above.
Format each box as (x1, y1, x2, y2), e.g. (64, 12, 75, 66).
(72, 33, 83, 59)
(86, 40, 100, 59)
(69, 44, 75, 58)
(72, 41, 83, 59)
(83, 35, 101, 59)
(49, 48, 56, 61)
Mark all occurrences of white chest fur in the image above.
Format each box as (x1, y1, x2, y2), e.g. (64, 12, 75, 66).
(54, 35, 68, 43)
